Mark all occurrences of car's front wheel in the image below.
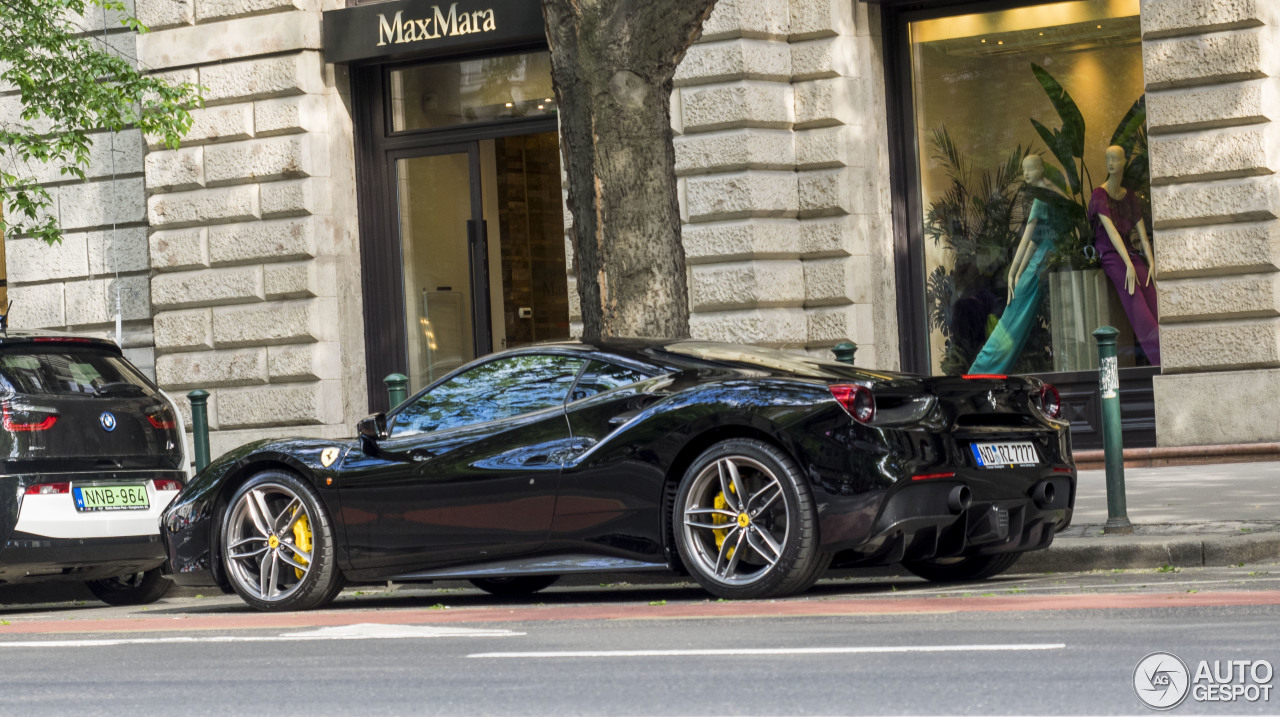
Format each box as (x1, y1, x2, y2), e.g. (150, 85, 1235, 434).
(85, 568, 171, 606)
(674, 439, 828, 600)
(221, 471, 344, 611)
(901, 552, 1021, 583)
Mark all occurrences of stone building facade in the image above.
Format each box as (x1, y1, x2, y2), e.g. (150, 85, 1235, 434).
(2, 0, 1278, 457)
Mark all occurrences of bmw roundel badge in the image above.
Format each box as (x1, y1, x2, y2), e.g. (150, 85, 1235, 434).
(99, 412, 117, 432)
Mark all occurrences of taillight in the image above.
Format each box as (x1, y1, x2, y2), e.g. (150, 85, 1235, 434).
(911, 471, 956, 481)
(962, 374, 1007, 380)
(2, 405, 58, 432)
(830, 384, 875, 424)
(153, 479, 183, 491)
(25, 482, 70, 495)
(147, 411, 176, 429)
(1038, 383, 1062, 419)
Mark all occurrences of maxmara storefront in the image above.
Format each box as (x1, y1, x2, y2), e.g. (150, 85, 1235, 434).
(3, 0, 1278, 457)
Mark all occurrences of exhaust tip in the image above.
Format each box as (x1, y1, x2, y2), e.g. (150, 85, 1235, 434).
(947, 484, 972, 513)
(1032, 480, 1056, 509)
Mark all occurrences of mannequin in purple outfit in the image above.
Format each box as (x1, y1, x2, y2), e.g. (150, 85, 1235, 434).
(1087, 145, 1160, 364)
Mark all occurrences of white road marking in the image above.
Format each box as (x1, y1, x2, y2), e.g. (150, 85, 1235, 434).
(0, 623, 523, 648)
(468, 643, 1067, 658)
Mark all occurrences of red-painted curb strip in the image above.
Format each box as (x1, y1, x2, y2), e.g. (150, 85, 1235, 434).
(3, 590, 1279, 636)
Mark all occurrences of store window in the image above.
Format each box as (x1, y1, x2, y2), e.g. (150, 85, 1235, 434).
(909, 0, 1153, 377)
(390, 51, 556, 131)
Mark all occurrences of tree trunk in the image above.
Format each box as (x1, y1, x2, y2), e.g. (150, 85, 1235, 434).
(542, 0, 716, 341)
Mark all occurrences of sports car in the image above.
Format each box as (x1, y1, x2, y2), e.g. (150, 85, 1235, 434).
(161, 339, 1075, 611)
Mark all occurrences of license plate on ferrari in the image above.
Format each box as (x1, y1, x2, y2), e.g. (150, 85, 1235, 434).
(73, 485, 150, 512)
(970, 442, 1040, 468)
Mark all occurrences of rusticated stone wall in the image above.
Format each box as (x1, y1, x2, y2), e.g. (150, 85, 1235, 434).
(675, 0, 896, 366)
(1143, 0, 1280, 445)
(563, 0, 898, 368)
(1, 1, 155, 374)
(135, 0, 367, 457)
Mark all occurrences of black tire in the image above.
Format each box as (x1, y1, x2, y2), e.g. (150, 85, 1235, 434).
(469, 575, 560, 596)
(901, 552, 1022, 583)
(673, 438, 828, 600)
(85, 567, 171, 606)
(220, 470, 344, 611)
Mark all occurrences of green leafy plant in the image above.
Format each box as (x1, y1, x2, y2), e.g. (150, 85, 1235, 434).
(923, 128, 1041, 375)
(0, 0, 202, 245)
(1025, 63, 1148, 270)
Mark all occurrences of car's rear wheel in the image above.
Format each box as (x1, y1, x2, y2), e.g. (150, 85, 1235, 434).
(85, 567, 171, 606)
(674, 439, 827, 599)
(221, 471, 344, 611)
(469, 575, 559, 596)
(901, 552, 1021, 583)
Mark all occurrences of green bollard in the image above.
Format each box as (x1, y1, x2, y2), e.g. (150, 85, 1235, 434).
(831, 341, 858, 365)
(187, 389, 211, 473)
(384, 373, 409, 410)
(1092, 326, 1133, 535)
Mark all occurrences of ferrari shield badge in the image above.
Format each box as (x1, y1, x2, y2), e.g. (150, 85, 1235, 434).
(320, 447, 341, 468)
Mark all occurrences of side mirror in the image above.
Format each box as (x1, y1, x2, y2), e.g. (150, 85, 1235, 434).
(357, 413, 388, 443)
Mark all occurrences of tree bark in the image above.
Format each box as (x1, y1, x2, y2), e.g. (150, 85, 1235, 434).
(542, 0, 716, 341)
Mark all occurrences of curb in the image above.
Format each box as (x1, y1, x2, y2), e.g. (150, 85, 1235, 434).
(1018, 531, 1280, 573)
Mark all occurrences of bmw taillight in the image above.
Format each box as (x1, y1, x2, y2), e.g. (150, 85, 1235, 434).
(1037, 383, 1062, 419)
(2, 404, 58, 432)
(147, 409, 176, 429)
(25, 482, 70, 495)
(830, 384, 876, 424)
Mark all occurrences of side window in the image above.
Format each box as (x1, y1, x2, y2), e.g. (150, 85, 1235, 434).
(570, 360, 649, 402)
(390, 355, 585, 438)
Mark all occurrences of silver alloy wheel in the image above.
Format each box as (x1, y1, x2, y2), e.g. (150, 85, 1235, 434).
(224, 483, 313, 602)
(681, 455, 790, 586)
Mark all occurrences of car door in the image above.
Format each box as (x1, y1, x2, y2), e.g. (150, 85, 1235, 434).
(339, 354, 585, 572)
(551, 360, 666, 549)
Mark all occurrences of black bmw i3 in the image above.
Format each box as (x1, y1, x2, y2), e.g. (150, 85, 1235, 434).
(0, 331, 187, 605)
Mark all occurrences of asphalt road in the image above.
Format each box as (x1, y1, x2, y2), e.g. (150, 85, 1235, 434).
(1, 565, 1278, 716)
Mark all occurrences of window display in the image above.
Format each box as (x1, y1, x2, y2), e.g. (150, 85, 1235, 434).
(909, 0, 1152, 376)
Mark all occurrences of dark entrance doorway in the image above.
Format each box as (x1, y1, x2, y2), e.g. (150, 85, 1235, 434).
(354, 51, 571, 412)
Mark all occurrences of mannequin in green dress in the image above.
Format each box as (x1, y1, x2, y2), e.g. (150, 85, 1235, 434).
(969, 154, 1058, 375)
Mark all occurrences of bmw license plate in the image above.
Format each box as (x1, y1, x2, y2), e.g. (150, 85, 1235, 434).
(73, 485, 150, 512)
(971, 442, 1039, 468)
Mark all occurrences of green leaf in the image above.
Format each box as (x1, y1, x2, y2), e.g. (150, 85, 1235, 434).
(1031, 63, 1085, 160)
(1109, 95, 1147, 154)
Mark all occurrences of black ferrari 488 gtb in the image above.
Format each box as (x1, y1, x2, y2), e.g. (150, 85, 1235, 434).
(162, 340, 1075, 611)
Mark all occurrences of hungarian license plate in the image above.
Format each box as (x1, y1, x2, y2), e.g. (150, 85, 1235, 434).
(971, 442, 1040, 468)
(73, 485, 150, 512)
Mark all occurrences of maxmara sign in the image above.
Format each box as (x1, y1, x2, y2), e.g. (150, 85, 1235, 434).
(323, 0, 545, 64)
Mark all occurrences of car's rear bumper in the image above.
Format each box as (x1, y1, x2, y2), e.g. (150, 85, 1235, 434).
(819, 467, 1075, 565)
(0, 471, 184, 584)
(0, 533, 167, 583)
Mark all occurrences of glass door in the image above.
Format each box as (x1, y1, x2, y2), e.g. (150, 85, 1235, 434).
(394, 145, 491, 388)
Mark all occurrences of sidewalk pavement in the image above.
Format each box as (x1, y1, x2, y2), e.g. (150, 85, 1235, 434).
(1018, 460, 1280, 573)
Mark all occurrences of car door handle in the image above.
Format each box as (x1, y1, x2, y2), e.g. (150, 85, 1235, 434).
(521, 454, 550, 466)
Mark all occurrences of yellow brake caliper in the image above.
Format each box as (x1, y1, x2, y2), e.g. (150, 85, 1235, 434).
(711, 483, 736, 558)
(291, 512, 312, 579)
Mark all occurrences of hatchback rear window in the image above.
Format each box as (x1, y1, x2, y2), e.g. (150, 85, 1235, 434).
(0, 349, 154, 397)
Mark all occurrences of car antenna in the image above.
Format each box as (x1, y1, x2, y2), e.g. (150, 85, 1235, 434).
(0, 300, 11, 335)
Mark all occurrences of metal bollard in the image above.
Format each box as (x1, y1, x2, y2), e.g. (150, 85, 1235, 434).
(1092, 326, 1133, 535)
(187, 389, 211, 473)
(384, 373, 409, 410)
(831, 341, 858, 365)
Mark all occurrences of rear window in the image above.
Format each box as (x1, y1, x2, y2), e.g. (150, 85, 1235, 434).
(0, 349, 154, 397)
